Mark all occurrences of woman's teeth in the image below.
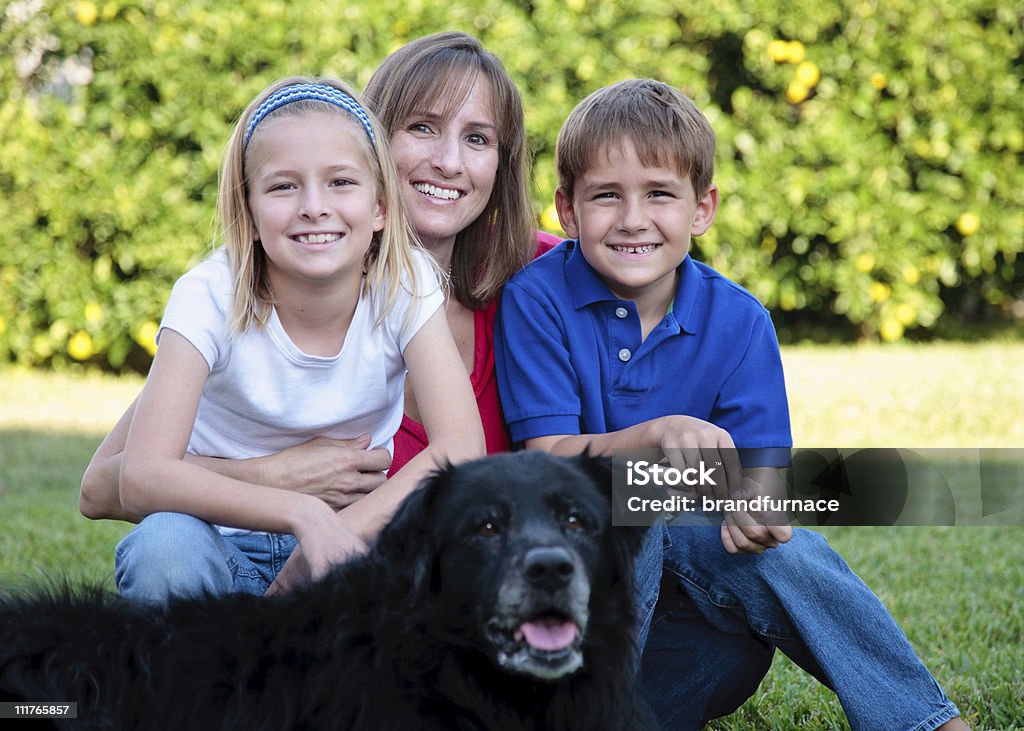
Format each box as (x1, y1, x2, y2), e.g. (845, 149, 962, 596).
(413, 182, 462, 200)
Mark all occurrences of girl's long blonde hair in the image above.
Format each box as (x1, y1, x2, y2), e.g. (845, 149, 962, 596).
(217, 75, 440, 335)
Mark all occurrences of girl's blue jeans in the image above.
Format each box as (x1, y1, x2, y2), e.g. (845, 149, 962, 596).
(115, 512, 296, 601)
(635, 518, 961, 730)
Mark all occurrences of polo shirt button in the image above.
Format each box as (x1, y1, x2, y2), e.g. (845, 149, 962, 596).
(615, 306, 628, 319)
(618, 348, 632, 362)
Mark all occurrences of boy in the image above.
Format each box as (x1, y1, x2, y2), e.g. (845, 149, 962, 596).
(495, 79, 967, 730)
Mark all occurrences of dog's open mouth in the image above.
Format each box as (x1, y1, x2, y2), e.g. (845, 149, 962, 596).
(486, 610, 585, 680)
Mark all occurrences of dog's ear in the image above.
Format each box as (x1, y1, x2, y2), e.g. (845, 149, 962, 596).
(574, 450, 651, 573)
(371, 464, 450, 602)
(573, 450, 614, 497)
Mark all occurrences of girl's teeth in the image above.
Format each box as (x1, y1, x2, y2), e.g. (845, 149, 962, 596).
(297, 233, 339, 244)
(413, 183, 462, 200)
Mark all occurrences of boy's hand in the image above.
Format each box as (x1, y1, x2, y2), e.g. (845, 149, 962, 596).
(655, 415, 743, 501)
(719, 470, 792, 554)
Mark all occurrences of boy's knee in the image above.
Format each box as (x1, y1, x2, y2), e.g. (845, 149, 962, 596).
(115, 513, 233, 602)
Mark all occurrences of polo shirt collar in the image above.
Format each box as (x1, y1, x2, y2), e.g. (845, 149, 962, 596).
(565, 240, 701, 334)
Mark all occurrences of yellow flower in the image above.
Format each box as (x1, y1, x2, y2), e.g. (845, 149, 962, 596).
(84, 302, 103, 324)
(869, 282, 891, 303)
(540, 204, 564, 236)
(796, 61, 820, 88)
(135, 320, 160, 356)
(68, 330, 95, 360)
(0, 317, 6, 336)
(955, 211, 980, 237)
(902, 264, 920, 285)
(75, 1, 98, 26)
(896, 303, 917, 326)
(767, 40, 789, 63)
(785, 41, 806, 64)
(869, 72, 887, 91)
(786, 80, 809, 104)
(855, 253, 875, 273)
(879, 318, 904, 342)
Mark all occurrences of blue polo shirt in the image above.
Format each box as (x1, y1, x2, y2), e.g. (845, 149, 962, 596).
(495, 240, 791, 467)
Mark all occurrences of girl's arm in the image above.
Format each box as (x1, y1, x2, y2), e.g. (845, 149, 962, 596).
(120, 329, 364, 578)
(334, 307, 486, 539)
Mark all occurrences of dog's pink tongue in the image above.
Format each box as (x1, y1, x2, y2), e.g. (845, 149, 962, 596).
(519, 617, 579, 652)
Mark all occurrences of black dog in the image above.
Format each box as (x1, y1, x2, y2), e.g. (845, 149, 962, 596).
(0, 451, 656, 730)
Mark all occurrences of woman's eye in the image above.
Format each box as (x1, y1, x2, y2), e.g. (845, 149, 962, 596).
(466, 133, 489, 146)
(408, 122, 433, 134)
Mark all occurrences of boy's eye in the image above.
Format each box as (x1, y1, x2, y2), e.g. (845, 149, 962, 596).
(650, 190, 674, 198)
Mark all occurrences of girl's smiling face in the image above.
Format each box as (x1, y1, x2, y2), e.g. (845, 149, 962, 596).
(246, 110, 385, 291)
(388, 73, 499, 252)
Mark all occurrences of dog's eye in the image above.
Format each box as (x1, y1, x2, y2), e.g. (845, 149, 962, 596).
(478, 520, 500, 537)
(564, 513, 583, 529)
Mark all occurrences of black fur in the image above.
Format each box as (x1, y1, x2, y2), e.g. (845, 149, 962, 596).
(1, 451, 656, 730)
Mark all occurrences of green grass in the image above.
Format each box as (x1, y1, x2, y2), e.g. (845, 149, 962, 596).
(1, 341, 1022, 728)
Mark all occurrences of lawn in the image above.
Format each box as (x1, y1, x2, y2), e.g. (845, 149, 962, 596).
(1, 341, 1022, 728)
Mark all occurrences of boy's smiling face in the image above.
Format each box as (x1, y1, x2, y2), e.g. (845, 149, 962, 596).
(555, 138, 718, 313)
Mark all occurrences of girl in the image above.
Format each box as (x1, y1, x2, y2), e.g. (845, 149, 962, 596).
(113, 77, 483, 601)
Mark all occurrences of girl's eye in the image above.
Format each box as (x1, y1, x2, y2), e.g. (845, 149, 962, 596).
(331, 178, 353, 188)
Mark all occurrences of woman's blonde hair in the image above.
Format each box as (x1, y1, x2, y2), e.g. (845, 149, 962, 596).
(363, 32, 535, 309)
(218, 75, 438, 334)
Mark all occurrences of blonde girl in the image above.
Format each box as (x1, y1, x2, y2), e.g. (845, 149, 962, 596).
(113, 77, 483, 602)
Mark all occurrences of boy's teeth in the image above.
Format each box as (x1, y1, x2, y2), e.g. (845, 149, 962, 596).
(611, 244, 657, 254)
(297, 233, 339, 244)
(413, 182, 462, 200)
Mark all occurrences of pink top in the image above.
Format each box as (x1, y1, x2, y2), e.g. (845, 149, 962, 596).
(388, 231, 562, 476)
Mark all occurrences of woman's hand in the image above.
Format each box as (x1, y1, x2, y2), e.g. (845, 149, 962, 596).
(258, 434, 391, 510)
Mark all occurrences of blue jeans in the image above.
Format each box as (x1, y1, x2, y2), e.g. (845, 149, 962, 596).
(114, 512, 297, 603)
(637, 518, 961, 731)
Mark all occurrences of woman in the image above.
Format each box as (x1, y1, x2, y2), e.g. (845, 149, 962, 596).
(80, 32, 557, 530)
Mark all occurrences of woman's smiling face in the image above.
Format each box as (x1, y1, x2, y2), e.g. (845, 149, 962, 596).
(388, 73, 500, 252)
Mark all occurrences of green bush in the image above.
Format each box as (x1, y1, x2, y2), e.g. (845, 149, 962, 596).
(1, 0, 1021, 372)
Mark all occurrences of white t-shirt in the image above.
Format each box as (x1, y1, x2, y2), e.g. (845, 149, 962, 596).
(157, 248, 443, 533)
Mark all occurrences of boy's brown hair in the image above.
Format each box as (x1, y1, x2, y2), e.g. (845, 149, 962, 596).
(556, 79, 716, 200)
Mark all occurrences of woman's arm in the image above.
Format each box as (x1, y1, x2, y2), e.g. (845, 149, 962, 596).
(80, 405, 391, 522)
(120, 329, 364, 579)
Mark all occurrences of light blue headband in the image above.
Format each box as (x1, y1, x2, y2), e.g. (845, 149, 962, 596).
(243, 83, 377, 149)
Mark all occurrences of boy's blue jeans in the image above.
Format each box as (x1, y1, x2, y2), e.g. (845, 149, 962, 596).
(636, 517, 961, 731)
(115, 512, 296, 602)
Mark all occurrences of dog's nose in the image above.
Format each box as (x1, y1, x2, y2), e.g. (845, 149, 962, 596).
(523, 547, 575, 590)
